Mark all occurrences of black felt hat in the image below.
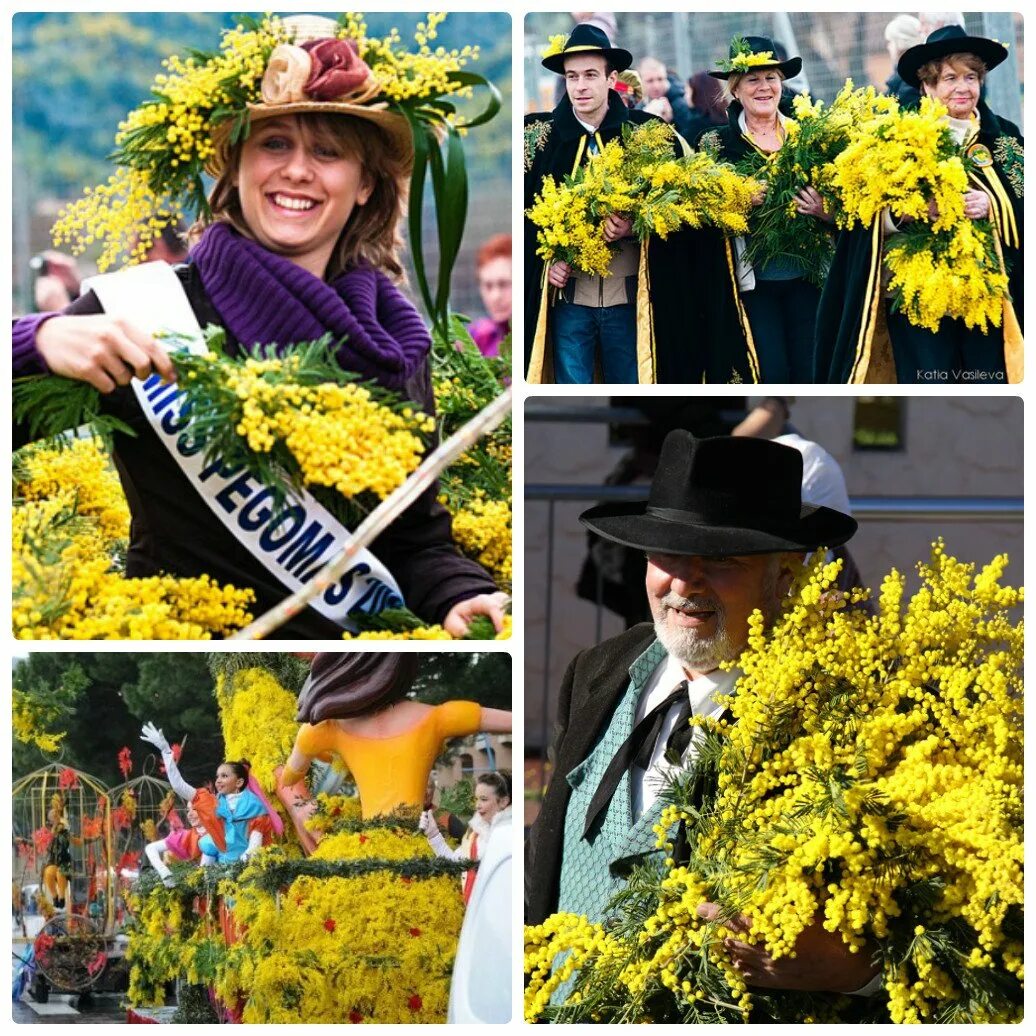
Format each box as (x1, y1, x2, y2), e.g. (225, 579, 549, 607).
(541, 23, 633, 76)
(708, 35, 802, 81)
(897, 24, 1008, 88)
(579, 431, 857, 556)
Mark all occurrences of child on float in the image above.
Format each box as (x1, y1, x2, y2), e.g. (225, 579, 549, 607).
(140, 722, 282, 876)
(12, 14, 506, 639)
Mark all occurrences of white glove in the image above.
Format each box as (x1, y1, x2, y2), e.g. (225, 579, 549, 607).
(418, 809, 440, 838)
(140, 722, 172, 755)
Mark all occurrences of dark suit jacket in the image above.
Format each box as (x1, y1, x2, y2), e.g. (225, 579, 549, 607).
(525, 623, 658, 924)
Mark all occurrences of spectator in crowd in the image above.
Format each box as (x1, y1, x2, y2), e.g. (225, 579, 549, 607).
(884, 15, 924, 105)
(614, 68, 643, 108)
(637, 56, 694, 140)
(468, 233, 511, 358)
(684, 71, 728, 146)
(919, 11, 966, 35)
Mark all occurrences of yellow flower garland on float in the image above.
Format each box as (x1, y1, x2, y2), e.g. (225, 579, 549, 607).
(525, 543, 1023, 1024)
(216, 668, 303, 805)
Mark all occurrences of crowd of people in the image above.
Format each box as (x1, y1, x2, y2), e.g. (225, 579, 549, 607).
(524, 13, 1023, 384)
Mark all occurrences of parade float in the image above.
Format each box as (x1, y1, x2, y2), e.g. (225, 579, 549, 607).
(14, 653, 508, 1022)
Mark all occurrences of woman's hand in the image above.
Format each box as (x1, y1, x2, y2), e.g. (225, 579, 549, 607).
(794, 186, 833, 222)
(602, 213, 634, 242)
(547, 261, 571, 288)
(35, 314, 176, 393)
(963, 190, 990, 220)
(697, 903, 879, 993)
(443, 591, 509, 638)
(418, 809, 441, 839)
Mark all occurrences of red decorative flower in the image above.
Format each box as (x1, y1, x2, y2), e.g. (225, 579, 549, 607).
(35, 933, 55, 963)
(408, 995, 423, 1012)
(358, 835, 368, 844)
(348, 1011, 363, 1024)
(33, 828, 54, 855)
(409, 927, 421, 937)
(301, 38, 371, 100)
(112, 806, 132, 830)
(323, 918, 336, 933)
(158, 743, 182, 776)
(117, 746, 133, 780)
(400, 876, 412, 885)
(58, 767, 79, 790)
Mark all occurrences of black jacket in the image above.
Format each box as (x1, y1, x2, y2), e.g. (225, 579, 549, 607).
(815, 101, 1024, 383)
(14, 263, 497, 637)
(525, 624, 658, 924)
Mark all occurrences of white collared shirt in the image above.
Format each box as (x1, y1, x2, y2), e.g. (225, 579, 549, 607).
(631, 654, 741, 818)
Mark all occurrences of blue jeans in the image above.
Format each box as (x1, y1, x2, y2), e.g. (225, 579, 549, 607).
(551, 302, 638, 384)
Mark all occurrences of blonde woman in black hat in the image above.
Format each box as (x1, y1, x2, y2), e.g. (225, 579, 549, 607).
(526, 431, 880, 994)
(817, 25, 1023, 384)
(697, 36, 831, 383)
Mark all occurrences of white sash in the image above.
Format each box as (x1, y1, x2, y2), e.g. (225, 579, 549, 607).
(83, 262, 405, 629)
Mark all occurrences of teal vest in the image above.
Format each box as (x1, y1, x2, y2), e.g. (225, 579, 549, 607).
(556, 640, 670, 923)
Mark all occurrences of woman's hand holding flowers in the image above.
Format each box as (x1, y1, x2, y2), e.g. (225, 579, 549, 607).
(36, 314, 176, 393)
(697, 903, 880, 993)
(443, 591, 509, 637)
(602, 213, 633, 242)
(547, 260, 572, 288)
(962, 189, 990, 220)
(794, 185, 833, 222)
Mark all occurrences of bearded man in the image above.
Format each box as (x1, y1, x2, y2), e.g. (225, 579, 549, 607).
(526, 430, 880, 993)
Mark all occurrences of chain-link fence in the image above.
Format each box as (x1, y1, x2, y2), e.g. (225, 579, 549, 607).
(525, 11, 1023, 125)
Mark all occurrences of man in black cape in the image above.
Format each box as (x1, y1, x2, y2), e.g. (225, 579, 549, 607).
(524, 25, 756, 384)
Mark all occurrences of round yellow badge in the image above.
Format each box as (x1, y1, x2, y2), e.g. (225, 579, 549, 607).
(967, 142, 993, 168)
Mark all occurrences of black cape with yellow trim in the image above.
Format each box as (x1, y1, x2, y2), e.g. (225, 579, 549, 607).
(524, 92, 755, 383)
(814, 101, 1024, 384)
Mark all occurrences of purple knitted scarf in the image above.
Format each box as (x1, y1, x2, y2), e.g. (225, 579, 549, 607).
(189, 222, 430, 391)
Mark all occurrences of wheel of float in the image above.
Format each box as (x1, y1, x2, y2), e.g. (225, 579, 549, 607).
(32, 913, 108, 993)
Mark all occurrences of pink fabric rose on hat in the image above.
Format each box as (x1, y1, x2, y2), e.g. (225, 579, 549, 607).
(261, 44, 313, 104)
(301, 37, 372, 100)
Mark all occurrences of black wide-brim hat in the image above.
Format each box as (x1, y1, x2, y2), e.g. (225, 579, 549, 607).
(897, 24, 1008, 88)
(580, 431, 857, 556)
(542, 23, 633, 75)
(708, 35, 802, 81)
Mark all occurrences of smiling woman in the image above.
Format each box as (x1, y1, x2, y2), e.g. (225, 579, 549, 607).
(11, 12, 509, 640)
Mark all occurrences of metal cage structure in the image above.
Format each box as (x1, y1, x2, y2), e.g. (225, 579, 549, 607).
(109, 758, 175, 928)
(12, 762, 116, 949)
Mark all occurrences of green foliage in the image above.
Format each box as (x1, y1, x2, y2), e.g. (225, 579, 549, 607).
(437, 778, 474, 821)
(13, 376, 134, 453)
(12, 653, 221, 785)
(735, 143, 836, 286)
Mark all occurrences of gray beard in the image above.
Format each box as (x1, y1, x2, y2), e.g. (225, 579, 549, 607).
(653, 561, 781, 671)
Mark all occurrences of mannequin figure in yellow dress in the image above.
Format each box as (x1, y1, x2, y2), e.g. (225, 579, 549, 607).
(278, 653, 511, 846)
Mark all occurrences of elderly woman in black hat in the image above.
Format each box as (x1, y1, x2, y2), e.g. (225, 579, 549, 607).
(817, 25, 1023, 384)
(697, 36, 831, 383)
